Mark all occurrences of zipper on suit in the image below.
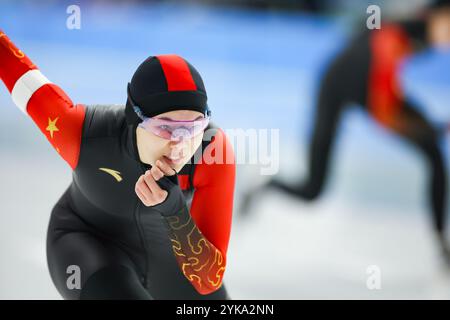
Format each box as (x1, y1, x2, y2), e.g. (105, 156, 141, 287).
(133, 164, 152, 288)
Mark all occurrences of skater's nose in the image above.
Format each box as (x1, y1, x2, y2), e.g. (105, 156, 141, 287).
(168, 138, 187, 156)
(169, 137, 185, 148)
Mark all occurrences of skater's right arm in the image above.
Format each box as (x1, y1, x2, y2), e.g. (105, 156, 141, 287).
(0, 30, 86, 170)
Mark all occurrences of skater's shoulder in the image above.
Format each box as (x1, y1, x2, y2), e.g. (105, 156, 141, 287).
(204, 123, 233, 148)
(82, 104, 126, 139)
(197, 123, 235, 167)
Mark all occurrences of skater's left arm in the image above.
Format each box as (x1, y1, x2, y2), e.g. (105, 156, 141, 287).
(136, 129, 235, 295)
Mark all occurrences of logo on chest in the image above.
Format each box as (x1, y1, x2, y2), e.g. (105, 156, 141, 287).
(98, 167, 123, 182)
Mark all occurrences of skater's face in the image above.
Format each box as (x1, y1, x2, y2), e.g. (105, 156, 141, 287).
(136, 109, 205, 172)
(427, 7, 450, 50)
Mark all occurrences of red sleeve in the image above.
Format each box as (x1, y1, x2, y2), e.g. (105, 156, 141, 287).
(163, 128, 235, 294)
(368, 24, 412, 127)
(0, 30, 85, 170)
(191, 128, 236, 256)
(159, 129, 235, 294)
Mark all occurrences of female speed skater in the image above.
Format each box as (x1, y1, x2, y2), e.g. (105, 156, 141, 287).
(241, 1, 450, 260)
(0, 30, 235, 299)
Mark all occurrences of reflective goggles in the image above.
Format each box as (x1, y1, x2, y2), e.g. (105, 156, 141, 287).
(128, 84, 210, 141)
(137, 110, 210, 141)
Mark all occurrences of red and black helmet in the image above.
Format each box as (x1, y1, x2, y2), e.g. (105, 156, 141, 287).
(126, 54, 210, 125)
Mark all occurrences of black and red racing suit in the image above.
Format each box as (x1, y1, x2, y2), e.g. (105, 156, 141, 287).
(0, 31, 235, 300)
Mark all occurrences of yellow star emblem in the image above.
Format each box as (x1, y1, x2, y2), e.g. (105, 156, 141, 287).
(46, 117, 59, 139)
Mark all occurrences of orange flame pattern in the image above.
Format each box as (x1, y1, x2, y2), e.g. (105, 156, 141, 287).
(165, 211, 226, 295)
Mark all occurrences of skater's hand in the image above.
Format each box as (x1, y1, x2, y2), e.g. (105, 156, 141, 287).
(135, 158, 177, 207)
(154, 158, 177, 177)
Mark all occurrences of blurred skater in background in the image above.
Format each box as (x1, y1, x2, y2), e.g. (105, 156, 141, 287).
(241, 0, 450, 262)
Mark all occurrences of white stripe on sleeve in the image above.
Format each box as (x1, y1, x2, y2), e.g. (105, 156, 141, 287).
(11, 69, 52, 114)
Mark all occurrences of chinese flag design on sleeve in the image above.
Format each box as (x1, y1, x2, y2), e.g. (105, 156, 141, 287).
(0, 30, 85, 170)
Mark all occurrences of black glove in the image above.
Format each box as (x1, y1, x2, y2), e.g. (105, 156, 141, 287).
(152, 175, 187, 217)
